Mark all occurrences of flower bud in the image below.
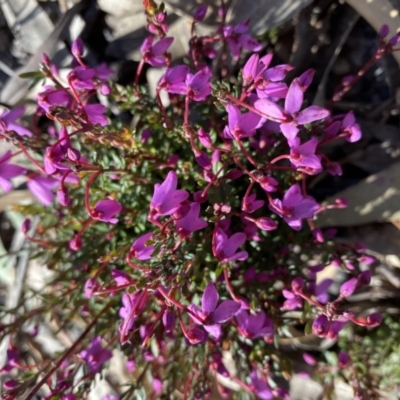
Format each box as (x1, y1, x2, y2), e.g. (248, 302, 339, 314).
(379, 24, 390, 38)
(254, 217, 277, 231)
(141, 128, 151, 143)
(67, 147, 81, 162)
(389, 33, 400, 46)
(312, 314, 330, 337)
(69, 235, 82, 251)
(312, 228, 324, 243)
(366, 312, 382, 327)
(57, 185, 71, 207)
(22, 218, 31, 234)
(340, 277, 358, 298)
(71, 38, 84, 59)
(338, 351, 350, 368)
(291, 277, 304, 293)
(195, 151, 212, 170)
(162, 309, 175, 332)
(193, 5, 208, 22)
(242, 54, 259, 85)
(334, 197, 348, 208)
(4, 379, 18, 390)
(197, 128, 212, 148)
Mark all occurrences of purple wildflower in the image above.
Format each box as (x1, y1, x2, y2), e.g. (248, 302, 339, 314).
(129, 232, 155, 260)
(254, 78, 329, 139)
(270, 184, 319, 230)
(242, 192, 264, 213)
(236, 310, 273, 339)
(187, 282, 241, 339)
(174, 202, 207, 238)
(0, 151, 26, 192)
(213, 228, 248, 263)
(80, 336, 112, 374)
(341, 111, 361, 142)
(223, 104, 263, 140)
(83, 104, 108, 126)
(282, 288, 303, 310)
(158, 65, 189, 94)
(37, 86, 72, 113)
(141, 36, 173, 67)
(0, 107, 32, 137)
(186, 67, 212, 101)
(223, 22, 262, 60)
(150, 171, 189, 216)
(27, 176, 58, 206)
(288, 137, 321, 171)
(91, 199, 122, 224)
(249, 370, 273, 400)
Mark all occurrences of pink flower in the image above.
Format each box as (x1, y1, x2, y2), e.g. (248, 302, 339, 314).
(91, 199, 122, 224)
(80, 336, 112, 373)
(141, 36, 173, 67)
(213, 228, 248, 263)
(223, 22, 262, 60)
(174, 202, 207, 238)
(27, 176, 58, 206)
(0, 107, 32, 137)
(0, 151, 26, 192)
(150, 171, 189, 216)
(236, 310, 273, 339)
(288, 137, 322, 172)
(270, 184, 319, 230)
(129, 232, 155, 260)
(187, 282, 241, 339)
(223, 104, 263, 140)
(254, 78, 329, 139)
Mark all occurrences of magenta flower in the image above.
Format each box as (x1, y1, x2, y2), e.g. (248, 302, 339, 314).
(254, 78, 329, 139)
(223, 104, 263, 140)
(312, 314, 330, 337)
(341, 111, 361, 142)
(83, 104, 108, 126)
(249, 370, 273, 400)
(0, 151, 26, 192)
(270, 184, 319, 230)
(213, 228, 248, 263)
(37, 86, 72, 113)
(140, 36, 173, 67)
(0, 107, 32, 137)
(242, 193, 264, 213)
(119, 291, 148, 344)
(186, 67, 212, 101)
(91, 199, 122, 224)
(282, 289, 303, 310)
(150, 171, 189, 216)
(80, 336, 112, 373)
(174, 202, 207, 238)
(187, 282, 241, 339)
(27, 176, 58, 206)
(236, 310, 273, 339)
(339, 270, 371, 298)
(223, 22, 262, 60)
(158, 65, 189, 94)
(129, 232, 155, 260)
(288, 137, 322, 171)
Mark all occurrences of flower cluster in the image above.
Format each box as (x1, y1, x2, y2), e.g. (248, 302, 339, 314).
(0, 3, 397, 400)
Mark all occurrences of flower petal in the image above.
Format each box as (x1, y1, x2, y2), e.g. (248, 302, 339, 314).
(211, 300, 241, 323)
(202, 282, 219, 313)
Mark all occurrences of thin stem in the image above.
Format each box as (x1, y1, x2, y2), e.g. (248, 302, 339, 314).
(25, 300, 113, 400)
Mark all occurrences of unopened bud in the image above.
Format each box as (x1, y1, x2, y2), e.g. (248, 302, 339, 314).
(193, 5, 208, 22)
(71, 38, 84, 59)
(22, 219, 31, 234)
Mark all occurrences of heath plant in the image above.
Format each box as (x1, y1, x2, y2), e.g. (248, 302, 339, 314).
(0, 1, 399, 399)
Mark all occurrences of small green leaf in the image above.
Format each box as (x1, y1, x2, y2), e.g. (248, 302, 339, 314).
(19, 71, 44, 79)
